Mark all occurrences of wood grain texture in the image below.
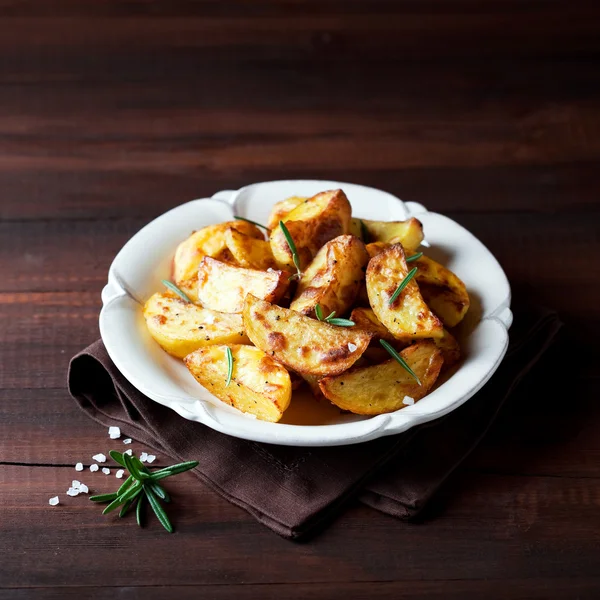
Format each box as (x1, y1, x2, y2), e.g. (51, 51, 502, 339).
(1, 1, 599, 597)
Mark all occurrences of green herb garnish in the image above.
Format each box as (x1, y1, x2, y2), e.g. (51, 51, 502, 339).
(359, 219, 370, 244)
(89, 450, 199, 533)
(225, 346, 234, 387)
(388, 267, 418, 306)
(405, 252, 423, 263)
(315, 303, 355, 327)
(161, 280, 192, 303)
(234, 216, 268, 230)
(379, 339, 422, 386)
(279, 220, 303, 280)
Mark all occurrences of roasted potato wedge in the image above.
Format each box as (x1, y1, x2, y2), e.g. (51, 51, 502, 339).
(197, 258, 290, 313)
(143, 293, 249, 358)
(224, 227, 278, 270)
(243, 294, 372, 376)
(435, 328, 461, 367)
(362, 217, 424, 253)
(349, 307, 395, 342)
(319, 341, 443, 415)
(414, 256, 470, 327)
(184, 345, 291, 422)
(269, 189, 352, 271)
(366, 241, 390, 259)
(173, 221, 263, 301)
(290, 234, 369, 317)
(367, 244, 443, 340)
(266, 196, 306, 230)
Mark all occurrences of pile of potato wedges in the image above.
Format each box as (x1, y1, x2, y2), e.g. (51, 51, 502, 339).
(143, 189, 470, 422)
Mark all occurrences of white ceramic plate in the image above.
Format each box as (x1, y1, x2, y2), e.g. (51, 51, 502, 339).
(100, 180, 512, 447)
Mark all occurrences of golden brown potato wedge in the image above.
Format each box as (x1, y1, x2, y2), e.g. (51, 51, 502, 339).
(173, 221, 263, 301)
(143, 293, 249, 358)
(224, 227, 278, 270)
(242, 294, 372, 376)
(366, 241, 390, 259)
(435, 328, 461, 367)
(290, 234, 369, 317)
(367, 244, 443, 340)
(266, 196, 306, 230)
(269, 189, 352, 271)
(319, 341, 443, 415)
(414, 256, 470, 327)
(361, 217, 424, 252)
(197, 258, 290, 313)
(350, 307, 395, 342)
(184, 344, 291, 422)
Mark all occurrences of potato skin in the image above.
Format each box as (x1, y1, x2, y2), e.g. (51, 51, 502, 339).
(197, 257, 289, 313)
(414, 256, 470, 327)
(143, 293, 249, 358)
(184, 344, 291, 422)
(361, 217, 424, 252)
(266, 196, 306, 230)
(269, 189, 352, 271)
(319, 341, 443, 415)
(224, 227, 278, 270)
(367, 244, 443, 341)
(290, 234, 369, 317)
(242, 294, 372, 377)
(173, 220, 263, 301)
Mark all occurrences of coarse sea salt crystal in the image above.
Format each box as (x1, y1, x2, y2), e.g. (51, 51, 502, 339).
(90, 464, 99, 472)
(123, 438, 132, 445)
(124, 449, 133, 456)
(49, 496, 59, 506)
(75, 462, 84, 472)
(403, 396, 415, 406)
(92, 453, 106, 463)
(66, 487, 80, 497)
(115, 469, 125, 479)
(146, 455, 156, 464)
(72, 480, 81, 489)
(348, 343, 357, 352)
(204, 314, 215, 325)
(79, 483, 89, 494)
(102, 467, 111, 475)
(108, 426, 121, 439)
(140, 452, 149, 463)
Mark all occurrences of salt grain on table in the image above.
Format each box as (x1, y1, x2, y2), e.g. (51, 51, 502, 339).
(48, 496, 59, 506)
(123, 438, 132, 445)
(92, 453, 106, 463)
(66, 487, 80, 497)
(146, 455, 156, 464)
(89, 464, 99, 472)
(140, 452, 149, 462)
(108, 426, 121, 439)
(75, 462, 84, 472)
(115, 469, 125, 479)
(124, 449, 133, 456)
(102, 467, 111, 475)
(79, 483, 89, 494)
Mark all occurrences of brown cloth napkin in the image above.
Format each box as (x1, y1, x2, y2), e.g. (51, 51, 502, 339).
(68, 307, 561, 539)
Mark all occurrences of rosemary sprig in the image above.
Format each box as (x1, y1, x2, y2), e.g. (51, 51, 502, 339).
(279, 221, 303, 280)
(359, 219, 370, 244)
(225, 347, 234, 386)
(379, 339, 422, 386)
(89, 450, 199, 533)
(405, 252, 423, 263)
(315, 303, 355, 327)
(388, 267, 418, 306)
(161, 279, 192, 304)
(234, 216, 268, 230)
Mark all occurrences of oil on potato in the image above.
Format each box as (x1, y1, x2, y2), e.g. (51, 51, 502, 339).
(269, 189, 352, 271)
(173, 220, 263, 301)
(143, 293, 249, 358)
(367, 244, 443, 340)
(197, 257, 289, 313)
(290, 234, 369, 317)
(414, 256, 470, 327)
(242, 294, 372, 376)
(184, 344, 291, 422)
(266, 196, 306, 230)
(224, 227, 278, 270)
(319, 341, 443, 415)
(361, 217, 424, 252)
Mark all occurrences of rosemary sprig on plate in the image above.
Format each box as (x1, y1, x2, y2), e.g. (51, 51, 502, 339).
(379, 339, 422, 386)
(225, 347, 234, 386)
(89, 450, 199, 533)
(161, 279, 192, 304)
(405, 251, 423, 263)
(234, 216, 269, 230)
(279, 220, 303, 280)
(315, 303, 355, 327)
(388, 267, 418, 306)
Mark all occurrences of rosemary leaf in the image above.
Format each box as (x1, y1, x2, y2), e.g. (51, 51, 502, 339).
(225, 347, 234, 387)
(119, 498, 135, 518)
(116, 474, 134, 496)
(279, 221, 302, 279)
(150, 482, 171, 503)
(388, 267, 418, 306)
(150, 461, 199, 481)
(109, 450, 126, 468)
(234, 216, 268, 230)
(161, 279, 192, 304)
(405, 252, 423, 263)
(326, 318, 356, 327)
(136, 494, 145, 527)
(379, 339, 422, 386)
(144, 485, 174, 533)
(89, 492, 118, 503)
(314, 303, 324, 321)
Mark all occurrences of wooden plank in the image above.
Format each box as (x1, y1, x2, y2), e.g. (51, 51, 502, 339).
(1, 464, 599, 588)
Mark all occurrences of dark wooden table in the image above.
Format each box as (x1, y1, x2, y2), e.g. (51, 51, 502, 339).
(1, 2, 599, 598)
